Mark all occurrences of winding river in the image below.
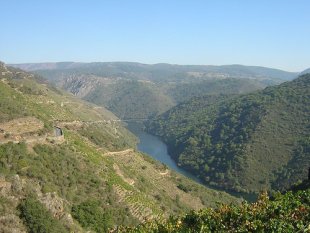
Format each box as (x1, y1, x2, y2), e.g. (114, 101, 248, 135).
(127, 122, 203, 184)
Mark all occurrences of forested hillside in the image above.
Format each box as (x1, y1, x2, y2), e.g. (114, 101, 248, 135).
(0, 62, 238, 232)
(11, 62, 297, 119)
(84, 80, 174, 119)
(146, 74, 310, 193)
(166, 78, 264, 103)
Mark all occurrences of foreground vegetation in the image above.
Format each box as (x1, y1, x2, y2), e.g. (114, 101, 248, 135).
(19, 197, 67, 233)
(118, 187, 310, 232)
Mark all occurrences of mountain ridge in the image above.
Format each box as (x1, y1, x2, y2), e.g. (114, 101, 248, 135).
(11, 62, 298, 81)
(301, 67, 310, 74)
(10, 61, 295, 120)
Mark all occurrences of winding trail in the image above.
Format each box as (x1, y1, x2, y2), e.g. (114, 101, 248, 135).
(104, 149, 134, 156)
(159, 169, 169, 176)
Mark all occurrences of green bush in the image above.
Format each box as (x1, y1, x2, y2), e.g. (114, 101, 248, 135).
(18, 197, 67, 233)
(177, 183, 191, 193)
(72, 199, 112, 233)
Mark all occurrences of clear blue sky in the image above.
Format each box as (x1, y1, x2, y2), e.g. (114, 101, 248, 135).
(0, 0, 309, 71)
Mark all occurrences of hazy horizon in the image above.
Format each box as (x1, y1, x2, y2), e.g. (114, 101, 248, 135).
(6, 61, 304, 73)
(1, 0, 309, 72)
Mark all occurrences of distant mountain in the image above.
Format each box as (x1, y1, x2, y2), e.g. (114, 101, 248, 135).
(146, 74, 310, 193)
(11, 62, 296, 119)
(9, 62, 83, 71)
(301, 67, 310, 75)
(11, 62, 298, 82)
(0, 62, 238, 232)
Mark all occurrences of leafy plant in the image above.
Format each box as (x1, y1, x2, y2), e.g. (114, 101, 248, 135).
(117, 188, 310, 232)
(72, 200, 112, 233)
(18, 197, 67, 233)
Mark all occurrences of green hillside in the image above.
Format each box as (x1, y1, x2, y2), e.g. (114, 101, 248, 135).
(0, 62, 238, 232)
(82, 78, 264, 119)
(11, 62, 298, 120)
(166, 78, 265, 104)
(84, 80, 174, 119)
(27, 71, 266, 119)
(146, 74, 310, 193)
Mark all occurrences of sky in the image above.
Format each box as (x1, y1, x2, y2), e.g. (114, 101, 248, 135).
(0, 0, 309, 71)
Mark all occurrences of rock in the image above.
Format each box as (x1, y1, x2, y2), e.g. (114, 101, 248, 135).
(11, 175, 23, 194)
(39, 192, 64, 219)
(0, 214, 27, 233)
(0, 178, 11, 196)
(61, 213, 74, 226)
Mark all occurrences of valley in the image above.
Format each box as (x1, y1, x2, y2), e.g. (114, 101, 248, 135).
(127, 122, 203, 185)
(2, 1, 309, 231)
(0, 61, 308, 233)
(0, 62, 240, 232)
(8, 62, 309, 196)
(146, 74, 310, 194)
(11, 62, 296, 119)
(13, 62, 308, 191)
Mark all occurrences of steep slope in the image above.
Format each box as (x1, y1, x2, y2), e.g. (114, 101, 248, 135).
(0, 62, 238, 232)
(58, 75, 264, 119)
(146, 74, 310, 193)
(166, 78, 265, 103)
(83, 80, 174, 119)
(11, 62, 298, 119)
(301, 67, 310, 75)
(12, 62, 284, 119)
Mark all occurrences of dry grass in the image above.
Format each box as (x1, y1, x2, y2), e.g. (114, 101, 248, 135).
(0, 117, 43, 135)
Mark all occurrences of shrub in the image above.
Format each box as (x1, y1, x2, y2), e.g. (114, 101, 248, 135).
(18, 197, 67, 233)
(72, 200, 112, 233)
(117, 189, 310, 232)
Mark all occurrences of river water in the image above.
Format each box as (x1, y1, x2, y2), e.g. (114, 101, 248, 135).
(126, 122, 257, 202)
(127, 122, 202, 184)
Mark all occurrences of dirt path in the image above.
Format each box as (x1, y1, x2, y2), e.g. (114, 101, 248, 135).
(104, 149, 134, 156)
(159, 169, 169, 175)
(113, 164, 135, 186)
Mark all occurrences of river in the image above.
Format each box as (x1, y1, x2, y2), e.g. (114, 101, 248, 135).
(127, 122, 202, 184)
(126, 122, 257, 202)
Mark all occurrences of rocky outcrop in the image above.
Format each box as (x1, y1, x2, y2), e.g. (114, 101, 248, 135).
(0, 175, 77, 231)
(61, 75, 101, 98)
(38, 192, 64, 219)
(0, 214, 27, 233)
